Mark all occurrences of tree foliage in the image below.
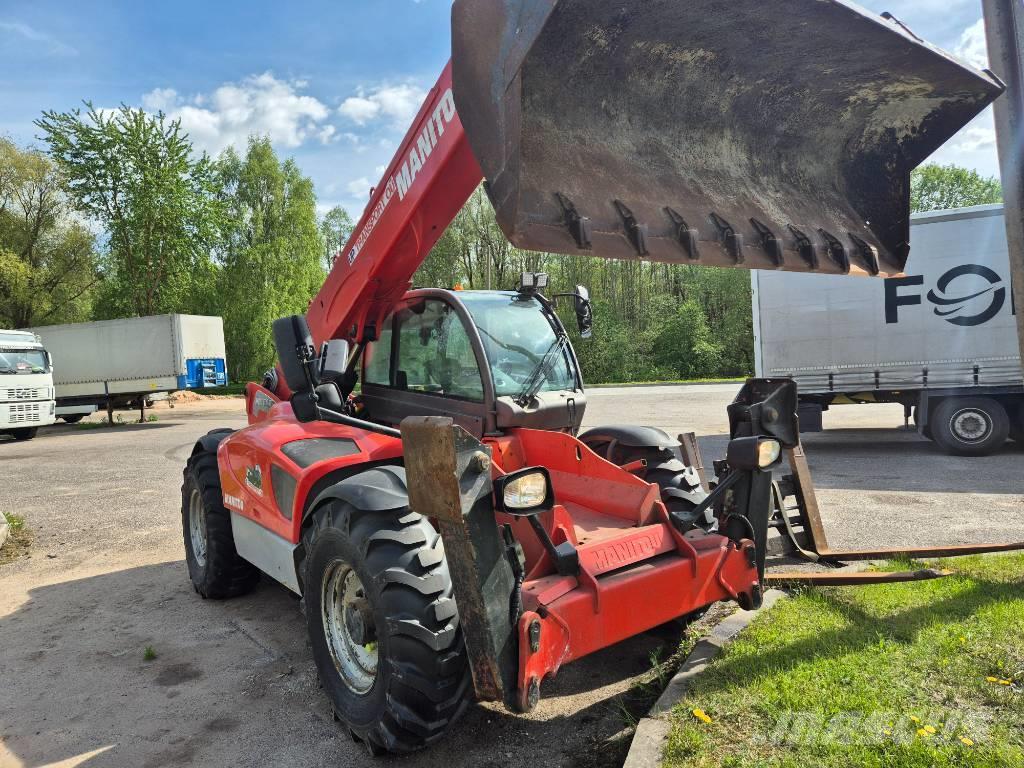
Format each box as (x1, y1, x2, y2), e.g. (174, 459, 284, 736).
(320, 205, 354, 270)
(214, 138, 325, 381)
(35, 104, 223, 318)
(0, 138, 99, 328)
(417, 188, 754, 383)
(910, 163, 1002, 213)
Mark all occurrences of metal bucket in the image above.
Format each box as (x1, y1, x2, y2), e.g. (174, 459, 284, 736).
(452, 0, 1003, 276)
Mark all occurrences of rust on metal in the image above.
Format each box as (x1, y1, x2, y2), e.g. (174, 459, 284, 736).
(678, 431, 709, 492)
(766, 568, 952, 586)
(400, 416, 517, 704)
(452, 0, 1003, 276)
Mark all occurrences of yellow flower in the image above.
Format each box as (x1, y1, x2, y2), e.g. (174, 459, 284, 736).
(692, 708, 712, 724)
(883, 728, 893, 737)
(986, 676, 999, 683)
(959, 636, 967, 644)
(909, 715, 920, 723)
(917, 728, 929, 737)
(960, 737, 975, 747)
(999, 679, 1013, 686)
(924, 725, 937, 734)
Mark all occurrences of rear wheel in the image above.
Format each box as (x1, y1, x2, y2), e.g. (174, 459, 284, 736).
(931, 397, 1009, 457)
(300, 484, 470, 754)
(61, 415, 84, 424)
(181, 449, 260, 598)
(1009, 402, 1024, 443)
(12, 428, 37, 441)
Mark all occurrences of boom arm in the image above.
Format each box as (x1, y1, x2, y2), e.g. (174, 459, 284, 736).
(306, 62, 482, 349)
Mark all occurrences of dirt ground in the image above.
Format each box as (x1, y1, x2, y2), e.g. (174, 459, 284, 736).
(1, 385, 1022, 768)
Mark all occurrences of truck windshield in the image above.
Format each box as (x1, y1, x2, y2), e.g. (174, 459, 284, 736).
(458, 292, 577, 397)
(0, 348, 49, 374)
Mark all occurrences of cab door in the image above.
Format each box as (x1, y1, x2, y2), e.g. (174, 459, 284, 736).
(360, 295, 491, 436)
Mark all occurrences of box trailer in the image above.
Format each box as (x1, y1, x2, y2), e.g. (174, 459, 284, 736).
(28, 315, 227, 421)
(752, 204, 1023, 456)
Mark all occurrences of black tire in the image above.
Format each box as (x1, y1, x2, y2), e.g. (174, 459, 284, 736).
(1009, 402, 1024, 444)
(181, 449, 260, 598)
(12, 428, 37, 441)
(299, 483, 470, 754)
(931, 396, 1009, 457)
(61, 415, 84, 424)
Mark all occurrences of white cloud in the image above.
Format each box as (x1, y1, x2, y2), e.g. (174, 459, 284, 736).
(338, 84, 427, 128)
(142, 72, 332, 155)
(0, 20, 77, 56)
(954, 125, 997, 153)
(346, 177, 372, 197)
(955, 18, 988, 69)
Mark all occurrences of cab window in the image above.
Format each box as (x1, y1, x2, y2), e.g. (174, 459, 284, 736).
(363, 299, 483, 402)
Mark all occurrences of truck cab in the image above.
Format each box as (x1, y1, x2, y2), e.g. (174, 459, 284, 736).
(0, 330, 56, 441)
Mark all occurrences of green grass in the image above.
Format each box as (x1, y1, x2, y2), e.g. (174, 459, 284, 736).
(588, 376, 748, 388)
(143, 646, 157, 662)
(664, 554, 1024, 767)
(196, 383, 247, 396)
(0, 512, 31, 564)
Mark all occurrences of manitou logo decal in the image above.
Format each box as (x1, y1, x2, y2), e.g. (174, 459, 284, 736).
(223, 493, 244, 511)
(885, 264, 1017, 327)
(344, 88, 457, 267)
(245, 465, 263, 496)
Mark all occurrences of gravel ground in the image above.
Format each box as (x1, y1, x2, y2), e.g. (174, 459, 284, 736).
(1, 385, 1021, 768)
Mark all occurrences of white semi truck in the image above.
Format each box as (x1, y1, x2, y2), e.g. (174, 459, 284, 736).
(753, 204, 1023, 456)
(0, 329, 57, 441)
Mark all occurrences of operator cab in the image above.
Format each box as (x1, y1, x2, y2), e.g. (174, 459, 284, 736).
(358, 282, 588, 437)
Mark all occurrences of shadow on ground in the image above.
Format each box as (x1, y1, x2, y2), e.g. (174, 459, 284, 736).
(0, 561, 677, 768)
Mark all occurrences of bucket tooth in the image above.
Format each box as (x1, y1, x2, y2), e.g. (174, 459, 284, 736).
(788, 226, 818, 269)
(613, 200, 649, 257)
(664, 207, 700, 261)
(849, 234, 881, 276)
(750, 218, 785, 268)
(818, 229, 850, 273)
(555, 193, 592, 250)
(710, 213, 744, 264)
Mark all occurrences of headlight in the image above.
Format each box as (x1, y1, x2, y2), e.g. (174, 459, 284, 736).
(757, 439, 781, 468)
(726, 436, 783, 471)
(495, 467, 554, 515)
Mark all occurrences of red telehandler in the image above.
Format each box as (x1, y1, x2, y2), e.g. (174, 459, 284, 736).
(180, 0, 1007, 754)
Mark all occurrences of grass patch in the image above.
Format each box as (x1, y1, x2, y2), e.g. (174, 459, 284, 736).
(196, 383, 246, 396)
(664, 554, 1024, 767)
(0, 512, 32, 564)
(143, 646, 157, 662)
(588, 376, 748, 388)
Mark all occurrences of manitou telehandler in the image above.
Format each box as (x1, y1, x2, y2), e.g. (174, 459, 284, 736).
(181, 0, 1012, 754)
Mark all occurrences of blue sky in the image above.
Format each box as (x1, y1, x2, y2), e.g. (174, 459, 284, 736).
(0, 0, 998, 221)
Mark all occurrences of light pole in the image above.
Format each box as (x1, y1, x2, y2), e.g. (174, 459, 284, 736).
(982, 0, 1024, 366)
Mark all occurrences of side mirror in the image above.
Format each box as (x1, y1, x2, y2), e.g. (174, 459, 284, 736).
(319, 339, 350, 382)
(574, 285, 593, 339)
(493, 467, 554, 515)
(272, 315, 318, 393)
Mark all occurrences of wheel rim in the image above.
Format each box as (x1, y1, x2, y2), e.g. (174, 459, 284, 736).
(188, 488, 208, 567)
(321, 560, 378, 694)
(950, 408, 991, 443)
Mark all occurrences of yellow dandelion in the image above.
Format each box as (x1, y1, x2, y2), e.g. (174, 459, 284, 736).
(986, 676, 999, 683)
(917, 728, 929, 737)
(924, 725, 937, 734)
(909, 715, 920, 723)
(883, 728, 893, 737)
(692, 708, 712, 724)
(959, 636, 967, 644)
(960, 737, 975, 747)
(999, 679, 1013, 686)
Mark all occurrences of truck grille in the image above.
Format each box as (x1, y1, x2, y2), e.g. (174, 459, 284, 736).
(3, 387, 48, 401)
(6, 403, 42, 423)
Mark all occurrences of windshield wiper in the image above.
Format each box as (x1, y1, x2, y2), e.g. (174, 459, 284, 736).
(513, 335, 568, 407)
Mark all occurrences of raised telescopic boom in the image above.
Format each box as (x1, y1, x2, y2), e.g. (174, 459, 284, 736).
(304, 0, 1003, 357)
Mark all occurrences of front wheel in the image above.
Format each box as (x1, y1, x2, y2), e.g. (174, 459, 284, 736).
(300, 474, 470, 754)
(12, 427, 37, 441)
(181, 448, 260, 598)
(931, 397, 1009, 457)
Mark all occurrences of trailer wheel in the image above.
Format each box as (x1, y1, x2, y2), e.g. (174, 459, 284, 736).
(12, 428, 38, 441)
(181, 449, 260, 598)
(931, 397, 1009, 456)
(300, 492, 470, 754)
(1009, 403, 1024, 444)
(61, 415, 84, 424)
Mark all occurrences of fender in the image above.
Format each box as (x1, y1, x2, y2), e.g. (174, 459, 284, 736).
(193, 427, 234, 456)
(307, 465, 410, 516)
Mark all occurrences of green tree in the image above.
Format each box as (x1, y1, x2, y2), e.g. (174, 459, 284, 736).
(215, 138, 325, 381)
(910, 163, 1002, 213)
(319, 205, 354, 270)
(35, 103, 223, 318)
(0, 138, 99, 328)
